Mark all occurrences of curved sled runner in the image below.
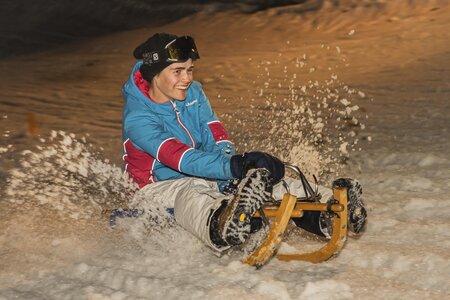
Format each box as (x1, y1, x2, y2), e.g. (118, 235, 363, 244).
(243, 187, 348, 268)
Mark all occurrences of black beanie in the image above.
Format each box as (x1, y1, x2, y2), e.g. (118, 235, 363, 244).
(133, 33, 178, 82)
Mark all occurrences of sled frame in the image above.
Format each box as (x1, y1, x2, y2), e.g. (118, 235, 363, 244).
(243, 187, 348, 267)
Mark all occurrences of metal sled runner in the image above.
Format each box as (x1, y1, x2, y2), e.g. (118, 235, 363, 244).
(243, 165, 349, 268)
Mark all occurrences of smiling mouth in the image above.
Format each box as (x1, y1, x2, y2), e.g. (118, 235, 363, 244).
(176, 82, 191, 90)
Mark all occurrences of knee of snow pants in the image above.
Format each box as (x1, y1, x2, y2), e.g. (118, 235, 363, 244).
(272, 177, 333, 238)
(272, 176, 333, 202)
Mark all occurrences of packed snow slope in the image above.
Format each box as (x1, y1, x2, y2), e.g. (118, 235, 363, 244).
(1, 1, 449, 299)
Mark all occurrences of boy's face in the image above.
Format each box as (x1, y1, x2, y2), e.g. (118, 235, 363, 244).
(150, 59, 194, 103)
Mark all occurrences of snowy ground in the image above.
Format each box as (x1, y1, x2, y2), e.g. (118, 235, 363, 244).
(1, 1, 449, 299)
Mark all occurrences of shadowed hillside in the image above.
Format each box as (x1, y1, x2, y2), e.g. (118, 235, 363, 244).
(2, 0, 446, 58)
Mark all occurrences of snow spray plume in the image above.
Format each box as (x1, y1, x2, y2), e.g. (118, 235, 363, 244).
(124, 189, 177, 233)
(5, 131, 176, 230)
(223, 50, 368, 180)
(5, 131, 136, 219)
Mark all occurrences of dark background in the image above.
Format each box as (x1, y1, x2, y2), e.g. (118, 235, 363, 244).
(0, 0, 317, 58)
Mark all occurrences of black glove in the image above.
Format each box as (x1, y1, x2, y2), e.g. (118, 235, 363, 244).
(230, 151, 285, 184)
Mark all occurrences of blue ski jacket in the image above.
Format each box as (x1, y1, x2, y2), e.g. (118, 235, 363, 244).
(122, 62, 235, 189)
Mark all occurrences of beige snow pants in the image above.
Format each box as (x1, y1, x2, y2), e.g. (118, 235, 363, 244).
(137, 177, 333, 252)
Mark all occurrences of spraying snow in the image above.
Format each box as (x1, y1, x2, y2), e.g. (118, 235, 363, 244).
(1, 1, 450, 299)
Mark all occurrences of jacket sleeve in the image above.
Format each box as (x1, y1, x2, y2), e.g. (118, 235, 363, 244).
(197, 87, 236, 157)
(123, 96, 234, 180)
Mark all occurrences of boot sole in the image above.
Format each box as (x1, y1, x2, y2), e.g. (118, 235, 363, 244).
(222, 169, 270, 245)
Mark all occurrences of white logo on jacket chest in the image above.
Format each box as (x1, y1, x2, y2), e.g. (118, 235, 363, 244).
(185, 99, 198, 107)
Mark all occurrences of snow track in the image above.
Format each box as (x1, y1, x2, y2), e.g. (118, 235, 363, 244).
(1, 1, 450, 299)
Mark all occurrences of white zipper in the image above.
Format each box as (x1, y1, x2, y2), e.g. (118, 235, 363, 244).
(171, 101, 196, 148)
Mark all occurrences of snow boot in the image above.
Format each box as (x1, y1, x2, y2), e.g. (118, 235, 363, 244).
(292, 178, 367, 237)
(332, 178, 367, 234)
(210, 168, 272, 247)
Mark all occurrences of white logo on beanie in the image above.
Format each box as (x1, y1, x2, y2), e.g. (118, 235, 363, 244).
(152, 53, 159, 62)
